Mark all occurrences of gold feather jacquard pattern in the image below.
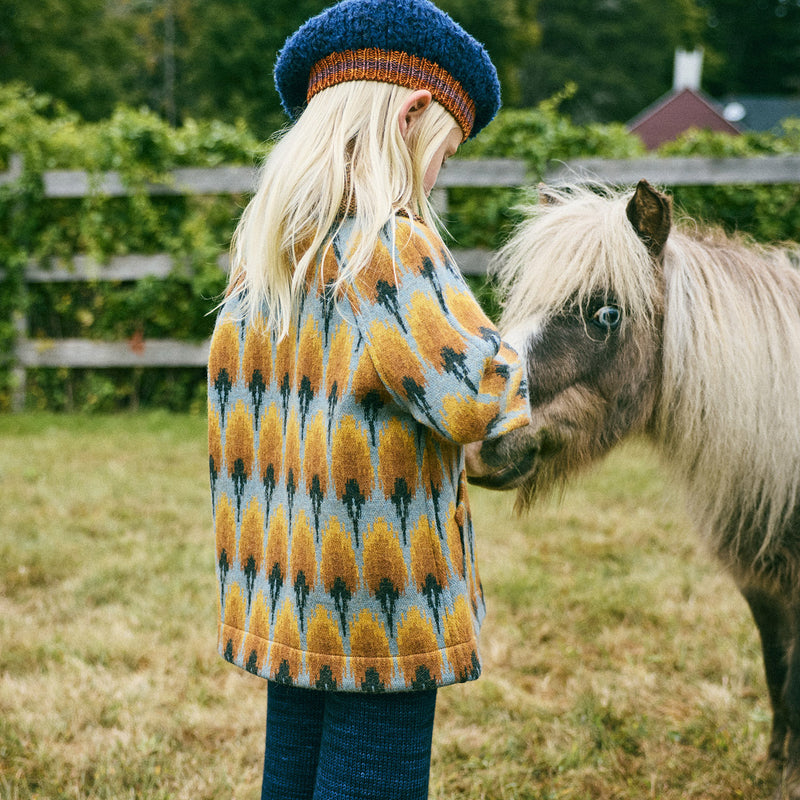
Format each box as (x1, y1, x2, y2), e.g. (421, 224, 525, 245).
(209, 216, 529, 691)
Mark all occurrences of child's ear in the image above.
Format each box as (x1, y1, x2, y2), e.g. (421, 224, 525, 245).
(398, 90, 433, 138)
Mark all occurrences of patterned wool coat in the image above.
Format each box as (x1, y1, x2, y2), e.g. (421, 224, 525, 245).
(208, 214, 530, 692)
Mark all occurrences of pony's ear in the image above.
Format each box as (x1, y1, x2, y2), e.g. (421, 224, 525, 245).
(625, 180, 672, 256)
(537, 183, 560, 206)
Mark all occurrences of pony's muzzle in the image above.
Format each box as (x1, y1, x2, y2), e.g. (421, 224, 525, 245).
(465, 426, 541, 490)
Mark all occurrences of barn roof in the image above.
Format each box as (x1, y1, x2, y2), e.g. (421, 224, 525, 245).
(628, 87, 741, 150)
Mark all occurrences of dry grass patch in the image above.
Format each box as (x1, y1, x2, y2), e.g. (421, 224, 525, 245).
(433, 439, 772, 800)
(0, 416, 776, 799)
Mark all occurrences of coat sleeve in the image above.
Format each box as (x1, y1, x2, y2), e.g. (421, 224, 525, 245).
(346, 218, 530, 444)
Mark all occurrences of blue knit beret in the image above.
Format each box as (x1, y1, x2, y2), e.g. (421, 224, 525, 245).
(274, 0, 501, 139)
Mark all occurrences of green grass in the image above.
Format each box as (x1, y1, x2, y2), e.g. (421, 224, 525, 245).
(0, 414, 776, 799)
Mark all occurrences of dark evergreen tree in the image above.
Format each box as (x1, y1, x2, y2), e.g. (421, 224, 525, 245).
(0, 0, 146, 120)
(699, 0, 800, 96)
(520, 0, 706, 123)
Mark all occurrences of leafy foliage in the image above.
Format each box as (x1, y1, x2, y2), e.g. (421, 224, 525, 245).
(0, 86, 260, 412)
(0, 0, 145, 120)
(437, 0, 540, 108)
(1, 87, 798, 411)
(0, 0, 540, 132)
(520, 0, 708, 123)
(660, 122, 800, 242)
(698, 0, 800, 97)
(2, 0, 799, 130)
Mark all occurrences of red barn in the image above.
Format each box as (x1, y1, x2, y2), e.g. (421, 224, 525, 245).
(627, 49, 740, 149)
(628, 87, 741, 149)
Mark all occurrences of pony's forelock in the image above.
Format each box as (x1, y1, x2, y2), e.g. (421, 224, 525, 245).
(493, 185, 660, 332)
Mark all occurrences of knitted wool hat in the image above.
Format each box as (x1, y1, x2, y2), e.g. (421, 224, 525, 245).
(274, 0, 501, 139)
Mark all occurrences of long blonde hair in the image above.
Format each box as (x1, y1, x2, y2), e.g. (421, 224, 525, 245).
(228, 81, 459, 335)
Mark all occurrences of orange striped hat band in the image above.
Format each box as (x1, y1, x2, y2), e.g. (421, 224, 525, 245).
(307, 47, 476, 139)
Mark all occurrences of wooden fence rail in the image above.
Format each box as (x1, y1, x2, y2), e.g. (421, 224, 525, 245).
(545, 154, 800, 186)
(4, 152, 800, 410)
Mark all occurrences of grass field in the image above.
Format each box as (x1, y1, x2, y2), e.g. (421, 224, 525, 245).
(0, 413, 776, 799)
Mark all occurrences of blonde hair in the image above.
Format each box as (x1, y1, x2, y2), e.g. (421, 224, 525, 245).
(228, 81, 459, 335)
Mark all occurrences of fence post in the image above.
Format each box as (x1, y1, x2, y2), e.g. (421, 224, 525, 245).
(11, 308, 27, 412)
(0, 154, 23, 187)
(3, 155, 27, 411)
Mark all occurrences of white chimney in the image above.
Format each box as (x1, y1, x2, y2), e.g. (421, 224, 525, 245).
(673, 48, 703, 91)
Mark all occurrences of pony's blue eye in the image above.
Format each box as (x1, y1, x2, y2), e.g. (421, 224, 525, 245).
(592, 305, 622, 331)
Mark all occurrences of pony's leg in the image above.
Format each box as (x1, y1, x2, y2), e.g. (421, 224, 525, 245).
(781, 602, 800, 799)
(741, 587, 789, 766)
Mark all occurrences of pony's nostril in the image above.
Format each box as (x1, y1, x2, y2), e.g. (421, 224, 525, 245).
(473, 437, 505, 469)
(464, 440, 487, 476)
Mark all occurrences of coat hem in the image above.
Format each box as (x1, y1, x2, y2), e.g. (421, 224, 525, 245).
(218, 620, 483, 692)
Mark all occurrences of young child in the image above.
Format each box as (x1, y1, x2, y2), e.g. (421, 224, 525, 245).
(207, 1, 530, 797)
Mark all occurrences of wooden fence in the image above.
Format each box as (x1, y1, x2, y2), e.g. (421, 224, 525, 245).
(5, 152, 800, 410)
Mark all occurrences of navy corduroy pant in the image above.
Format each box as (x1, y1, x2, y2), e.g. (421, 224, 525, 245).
(261, 682, 438, 800)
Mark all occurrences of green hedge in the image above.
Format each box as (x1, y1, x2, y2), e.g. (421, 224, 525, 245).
(1, 84, 798, 412)
(660, 123, 800, 243)
(0, 85, 260, 412)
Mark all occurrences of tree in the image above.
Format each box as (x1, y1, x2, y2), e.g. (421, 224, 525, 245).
(0, 0, 146, 120)
(0, 0, 540, 129)
(698, 0, 800, 96)
(520, 0, 707, 123)
(178, 0, 540, 132)
(176, 0, 326, 132)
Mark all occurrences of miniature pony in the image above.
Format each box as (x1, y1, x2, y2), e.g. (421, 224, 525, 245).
(466, 180, 800, 799)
